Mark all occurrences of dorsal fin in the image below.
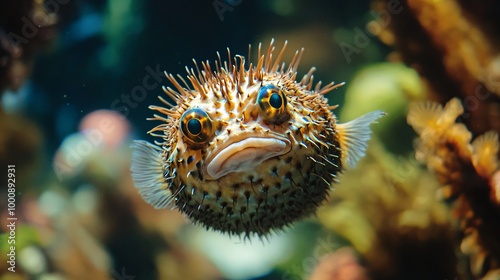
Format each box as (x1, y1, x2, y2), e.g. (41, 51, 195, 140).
(337, 111, 385, 169)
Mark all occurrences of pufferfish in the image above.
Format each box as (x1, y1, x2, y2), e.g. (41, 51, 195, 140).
(131, 40, 384, 237)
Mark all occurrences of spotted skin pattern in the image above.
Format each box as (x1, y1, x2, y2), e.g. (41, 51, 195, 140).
(131, 40, 383, 237)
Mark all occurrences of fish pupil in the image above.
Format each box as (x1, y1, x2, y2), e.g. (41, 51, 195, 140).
(269, 93, 282, 108)
(188, 118, 202, 135)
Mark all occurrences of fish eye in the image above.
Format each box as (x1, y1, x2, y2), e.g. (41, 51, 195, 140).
(269, 93, 282, 108)
(180, 108, 213, 143)
(257, 84, 287, 120)
(187, 119, 202, 135)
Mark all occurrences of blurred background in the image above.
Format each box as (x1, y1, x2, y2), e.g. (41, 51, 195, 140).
(1, 0, 499, 279)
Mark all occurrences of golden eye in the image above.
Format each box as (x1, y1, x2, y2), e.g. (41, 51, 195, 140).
(257, 84, 287, 120)
(180, 108, 213, 143)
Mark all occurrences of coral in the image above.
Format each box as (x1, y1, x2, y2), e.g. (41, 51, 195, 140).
(371, 0, 500, 137)
(369, 0, 500, 278)
(317, 140, 458, 280)
(308, 247, 370, 280)
(0, 0, 57, 96)
(0, 114, 42, 191)
(408, 98, 500, 279)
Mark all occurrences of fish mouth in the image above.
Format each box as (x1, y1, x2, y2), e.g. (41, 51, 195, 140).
(204, 135, 291, 180)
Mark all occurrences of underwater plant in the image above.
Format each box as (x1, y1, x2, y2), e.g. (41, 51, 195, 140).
(408, 98, 500, 279)
(344, 0, 500, 278)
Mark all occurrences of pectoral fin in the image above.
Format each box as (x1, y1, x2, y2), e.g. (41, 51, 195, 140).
(130, 140, 173, 209)
(337, 111, 385, 169)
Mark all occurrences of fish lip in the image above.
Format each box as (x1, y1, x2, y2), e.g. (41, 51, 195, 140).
(204, 134, 291, 180)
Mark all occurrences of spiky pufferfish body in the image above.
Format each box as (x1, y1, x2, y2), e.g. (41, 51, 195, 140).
(131, 40, 384, 237)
